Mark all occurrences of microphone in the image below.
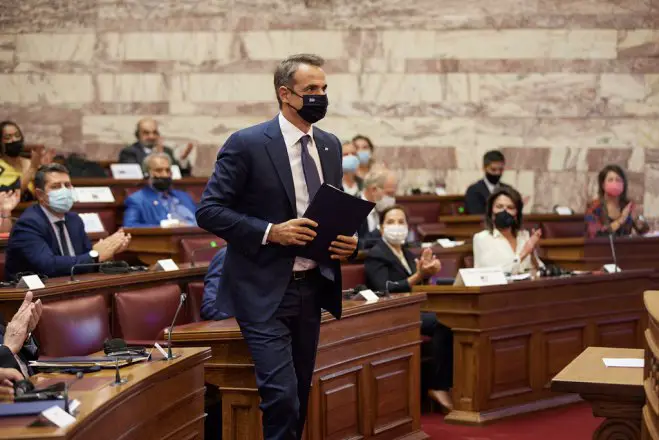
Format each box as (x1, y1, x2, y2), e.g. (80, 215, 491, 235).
(71, 261, 133, 281)
(608, 232, 620, 273)
(111, 356, 128, 387)
(64, 372, 83, 414)
(165, 292, 187, 360)
(190, 241, 219, 267)
(70, 262, 103, 281)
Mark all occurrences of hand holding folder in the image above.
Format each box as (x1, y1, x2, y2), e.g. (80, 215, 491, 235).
(296, 184, 375, 264)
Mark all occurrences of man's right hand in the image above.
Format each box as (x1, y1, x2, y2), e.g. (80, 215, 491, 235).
(268, 218, 318, 246)
(0, 368, 23, 399)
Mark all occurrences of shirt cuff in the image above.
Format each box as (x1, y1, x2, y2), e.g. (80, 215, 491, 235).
(262, 223, 272, 245)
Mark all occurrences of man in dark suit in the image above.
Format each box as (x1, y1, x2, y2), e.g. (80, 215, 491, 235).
(0, 291, 42, 379)
(119, 117, 193, 176)
(196, 54, 358, 440)
(464, 150, 510, 215)
(5, 164, 131, 281)
(200, 247, 231, 321)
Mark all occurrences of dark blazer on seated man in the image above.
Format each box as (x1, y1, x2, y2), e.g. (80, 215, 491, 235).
(464, 179, 512, 216)
(5, 204, 94, 281)
(364, 239, 417, 293)
(200, 247, 231, 321)
(123, 185, 197, 227)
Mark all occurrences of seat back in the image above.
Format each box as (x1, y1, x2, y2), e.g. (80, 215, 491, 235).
(463, 255, 474, 268)
(541, 221, 585, 239)
(187, 281, 204, 322)
(113, 284, 189, 345)
(341, 264, 366, 290)
(437, 257, 459, 277)
(34, 294, 111, 357)
(180, 237, 226, 264)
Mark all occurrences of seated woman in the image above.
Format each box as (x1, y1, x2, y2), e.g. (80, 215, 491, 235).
(473, 186, 543, 274)
(364, 205, 454, 410)
(341, 141, 362, 197)
(0, 121, 52, 202)
(585, 164, 649, 238)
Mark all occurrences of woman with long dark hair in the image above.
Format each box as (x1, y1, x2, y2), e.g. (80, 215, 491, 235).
(585, 164, 649, 238)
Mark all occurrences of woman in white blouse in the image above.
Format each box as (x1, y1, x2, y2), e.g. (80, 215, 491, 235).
(473, 187, 543, 274)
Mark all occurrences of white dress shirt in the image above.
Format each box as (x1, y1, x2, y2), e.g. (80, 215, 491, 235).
(473, 228, 544, 274)
(41, 205, 76, 257)
(261, 114, 324, 272)
(483, 177, 497, 194)
(363, 194, 379, 232)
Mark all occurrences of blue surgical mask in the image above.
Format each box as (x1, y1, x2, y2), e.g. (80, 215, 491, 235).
(357, 150, 371, 165)
(48, 187, 75, 213)
(342, 155, 359, 173)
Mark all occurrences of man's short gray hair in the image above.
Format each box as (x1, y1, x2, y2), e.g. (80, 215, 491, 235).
(142, 152, 171, 172)
(273, 54, 325, 109)
(363, 169, 389, 189)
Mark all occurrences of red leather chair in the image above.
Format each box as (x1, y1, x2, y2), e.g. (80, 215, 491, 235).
(34, 294, 111, 357)
(180, 237, 226, 264)
(436, 257, 459, 277)
(542, 221, 585, 239)
(187, 281, 204, 322)
(341, 264, 366, 290)
(113, 284, 190, 346)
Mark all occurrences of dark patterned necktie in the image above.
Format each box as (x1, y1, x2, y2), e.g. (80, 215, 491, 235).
(299, 135, 321, 199)
(55, 220, 72, 256)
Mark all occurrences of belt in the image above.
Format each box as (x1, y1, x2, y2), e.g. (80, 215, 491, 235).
(291, 268, 319, 281)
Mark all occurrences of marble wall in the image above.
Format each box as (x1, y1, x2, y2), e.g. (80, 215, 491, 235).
(0, 0, 658, 215)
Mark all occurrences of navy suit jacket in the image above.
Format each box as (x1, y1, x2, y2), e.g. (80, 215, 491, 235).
(5, 205, 93, 281)
(0, 321, 39, 375)
(200, 247, 231, 321)
(464, 179, 512, 215)
(196, 116, 344, 323)
(123, 186, 198, 227)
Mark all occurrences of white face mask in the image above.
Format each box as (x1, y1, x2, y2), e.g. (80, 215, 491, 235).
(375, 195, 396, 212)
(383, 224, 408, 245)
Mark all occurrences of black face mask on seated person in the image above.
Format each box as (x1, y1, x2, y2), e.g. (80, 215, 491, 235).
(494, 210, 516, 230)
(152, 177, 172, 192)
(3, 140, 24, 158)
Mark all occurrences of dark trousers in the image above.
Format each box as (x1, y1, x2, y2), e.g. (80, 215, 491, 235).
(237, 270, 322, 440)
(420, 311, 453, 391)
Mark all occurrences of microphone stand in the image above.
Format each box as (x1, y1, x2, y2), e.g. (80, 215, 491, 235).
(165, 292, 187, 360)
(110, 357, 128, 387)
(64, 372, 83, 414)
(608, 232, 620, 273)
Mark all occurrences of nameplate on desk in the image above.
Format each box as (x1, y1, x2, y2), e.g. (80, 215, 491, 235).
(155, 259, 179, 272)
(171, 165, 182, 180)
(357, 289, 379, 303)
(79, 213, 105, 234)
(41, 405, 76, 428)
(74, 186, 115, 203)
(110, 163, 144, 180)
(455, 268, 508, 287)
(603, 264, 622, 273)
(554, 206, 573, 216)
(17, 274, 45, 290)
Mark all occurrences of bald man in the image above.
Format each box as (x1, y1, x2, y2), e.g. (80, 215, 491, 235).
(119, 118, 193, 176)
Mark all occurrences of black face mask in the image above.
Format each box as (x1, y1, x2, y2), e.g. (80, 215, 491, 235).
(494, 211, 516, 230)
(3, 140, 23, 158)
(152, 177, 172, 192)
(288, 90, 328, 124)
(485, 172, 501, 185)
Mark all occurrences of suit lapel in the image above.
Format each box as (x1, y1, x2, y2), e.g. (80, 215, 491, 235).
(264, 119, 296, 214)
(35, 206, 62, 256)
(313, 132, 332, 184)
(381, 242, 413, 276)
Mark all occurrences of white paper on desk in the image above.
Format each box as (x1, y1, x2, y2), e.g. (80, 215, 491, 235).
(79, 213, 105, 234)
(357, 289, 379, 303)
(602, 358, 644, 368)
(110, 163, 144, 180)
(42, 405, 76, 428)
(436, 239, 465, 248)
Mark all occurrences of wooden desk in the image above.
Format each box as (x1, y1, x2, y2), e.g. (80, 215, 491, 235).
(70, 177, 208, 204)
(0, 347, 211, 440)
(124, 227, 216, 265)
(0, 264, 206, 320)
(415, 270, 653, 425)
(171, 294, 429, 440)
(539, 236, 659, 271)
(439, 214, 584, 240)
(396, 195, 466, 223)
(551, 346, 645, 439)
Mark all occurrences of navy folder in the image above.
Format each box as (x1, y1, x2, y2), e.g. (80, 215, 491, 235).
(297, 184, 375, 264)
(0, 400, 65, 417)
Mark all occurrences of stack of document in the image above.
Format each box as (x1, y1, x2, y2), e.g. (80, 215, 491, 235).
(30, 355, 148, 369)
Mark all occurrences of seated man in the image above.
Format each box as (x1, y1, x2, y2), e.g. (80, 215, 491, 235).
(1, 291, 43, 378)
(464, 150, 511, 215)
(357, 168, 398, 249)
(119, 118, 193, 176)
(123, 153, 198, 227)
(200, 247, 231, 321)
(5, 164, 131, 281)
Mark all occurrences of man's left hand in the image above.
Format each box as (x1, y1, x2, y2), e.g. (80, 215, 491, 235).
(329, 235, 358, 261)
(5, 292, 42, 354)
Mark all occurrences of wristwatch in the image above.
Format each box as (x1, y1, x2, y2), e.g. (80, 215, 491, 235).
(89, 250, 100, 263)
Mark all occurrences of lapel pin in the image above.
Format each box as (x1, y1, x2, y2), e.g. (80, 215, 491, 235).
(324, 147, 328, 151)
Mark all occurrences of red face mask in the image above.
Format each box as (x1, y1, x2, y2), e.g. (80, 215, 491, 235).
(604, 181, 624, 197)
